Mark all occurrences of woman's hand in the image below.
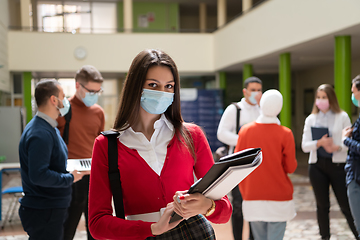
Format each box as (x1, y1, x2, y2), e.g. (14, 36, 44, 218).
(316, 134, 333, 148)
(172, 191, 213, 220)
(323, 144, 341, 153)
(150, 202, 182, 236)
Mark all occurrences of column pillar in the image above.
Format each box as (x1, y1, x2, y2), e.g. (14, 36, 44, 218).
(218, 71, 227, 90)
(217, 0, 226, 28)
(335, 36, 351, 118)
(242, 0, 252, 12)
(31, 0, 38, 30)
(23, 72, 32, 123)
(243, 64, 253, 84)
(199, 3, 207, 33)
(20, 0, 31, 30)
(279, 53, 291, 129)
(124, 0, 133, 33)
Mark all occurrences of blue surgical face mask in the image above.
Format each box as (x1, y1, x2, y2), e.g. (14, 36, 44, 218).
(352, 93, 359, 107)
(57, 97, 70, 116)
(140, 89, 174, 115)
(82, 92, 98, 107)
(248, 91, 258, 105)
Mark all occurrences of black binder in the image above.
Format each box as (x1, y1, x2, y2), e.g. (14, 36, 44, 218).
(311, 127, 332, 158)
(169, 148, 262, 223)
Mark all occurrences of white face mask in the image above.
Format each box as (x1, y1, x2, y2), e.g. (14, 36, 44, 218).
(140, 89, 174, 114)
(248, 91, 258, 105)
(56, 97, 70, 116)
(82, 92, 98, 107)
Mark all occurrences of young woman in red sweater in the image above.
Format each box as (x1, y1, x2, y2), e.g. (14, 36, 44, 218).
(88, 49, 232, 240)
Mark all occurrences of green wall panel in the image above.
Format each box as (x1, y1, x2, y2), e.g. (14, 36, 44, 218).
(117, 2, 179, 32)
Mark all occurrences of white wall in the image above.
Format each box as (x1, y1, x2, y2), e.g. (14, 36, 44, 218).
(214, 0, 360, 71)
(0, 0, 10, 92)
(8, 32, 214, 73)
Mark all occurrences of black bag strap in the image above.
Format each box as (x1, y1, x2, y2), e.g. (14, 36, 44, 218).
(101, 130, 125, 219)
(62, 104, 72, 145)
(231, 103, 241, 133)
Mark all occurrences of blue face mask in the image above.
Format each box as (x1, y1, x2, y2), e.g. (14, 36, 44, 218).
(57, 97, 70, 116)
(140, 89, 174, 115)
(352, 93, 359, 107)
(82, 93, 98, 107)
(249, 91, 258, 105)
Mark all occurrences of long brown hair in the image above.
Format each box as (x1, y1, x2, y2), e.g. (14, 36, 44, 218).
(113, 49, 195, 159)
(311, 84, 341, 114)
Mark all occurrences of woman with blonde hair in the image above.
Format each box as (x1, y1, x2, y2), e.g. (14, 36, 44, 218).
(302, 84, 359, 240)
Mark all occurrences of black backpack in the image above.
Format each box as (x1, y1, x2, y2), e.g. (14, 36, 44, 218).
(215, 103, 241, 161)
(101, 130, 125, 219)
(62, 104, 72, 145)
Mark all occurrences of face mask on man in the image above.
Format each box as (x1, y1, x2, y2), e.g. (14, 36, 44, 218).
(248, 91, 258, 105)
(82, 93, 98, 107)
(352, 93, 359, 107)
(56, 97, 70, 116)
(140, 89, 174, 115)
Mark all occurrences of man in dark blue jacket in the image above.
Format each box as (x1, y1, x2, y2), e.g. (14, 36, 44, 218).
(342, 74, 360, 239)
(18, 79, 85, 240)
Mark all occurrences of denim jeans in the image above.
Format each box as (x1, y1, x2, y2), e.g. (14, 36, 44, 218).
(348, 180, 360, 238)
(250, 221, 286, 240)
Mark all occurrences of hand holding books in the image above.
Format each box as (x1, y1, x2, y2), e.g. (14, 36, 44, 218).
(169, 148, 262, 223)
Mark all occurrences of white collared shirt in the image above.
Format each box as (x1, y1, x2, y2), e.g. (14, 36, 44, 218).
(314, 110, 335, 136)
(118, 114, 174, 175)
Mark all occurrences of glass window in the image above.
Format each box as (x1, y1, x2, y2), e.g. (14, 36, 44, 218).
(37, 1, 116, 33)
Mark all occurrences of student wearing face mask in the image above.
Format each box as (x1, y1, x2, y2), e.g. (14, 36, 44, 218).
(88, 49, 232, 240)
(302, 84, 359, 240)
(57, 65, 105, 240)
(18, 80, 86, 240)
(217, 76, 262, 240)
(235, 89, 297, 240)
(342, 74, 360, 239)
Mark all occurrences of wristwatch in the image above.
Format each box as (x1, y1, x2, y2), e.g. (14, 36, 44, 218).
(205, 199, 216, 217)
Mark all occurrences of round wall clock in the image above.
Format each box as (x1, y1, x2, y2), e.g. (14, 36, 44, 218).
(74, 46, 87, 60)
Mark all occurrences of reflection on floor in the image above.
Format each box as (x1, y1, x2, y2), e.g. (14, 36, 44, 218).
(0, 151, 358, 240)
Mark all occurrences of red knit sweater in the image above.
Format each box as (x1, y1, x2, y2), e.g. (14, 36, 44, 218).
(89, 123, 232, 240)
(235, 122, 297, 201)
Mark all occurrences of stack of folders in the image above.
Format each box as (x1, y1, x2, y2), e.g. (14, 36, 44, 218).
(169, 148, 262, 223)
(66, 158, 92, 172)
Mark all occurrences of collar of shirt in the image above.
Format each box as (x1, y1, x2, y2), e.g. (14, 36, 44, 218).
(314, 110, 335, 137)
(315, 110, 335, 129)
(118, 114, 174, 175)
(240, 97, 259, 110)
(36, 111, 58, 128)
(256, 115, 280, 125)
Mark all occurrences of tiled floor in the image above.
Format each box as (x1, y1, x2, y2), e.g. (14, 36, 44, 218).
(0, 151, 358, 240)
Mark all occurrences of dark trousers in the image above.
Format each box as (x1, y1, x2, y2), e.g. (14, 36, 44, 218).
(19, 205, 67, 240)
(309, 157, 359, 240)
(63, 175, 95, 240)
(231, 186, 254, 240)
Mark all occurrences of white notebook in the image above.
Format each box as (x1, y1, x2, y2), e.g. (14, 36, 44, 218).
(66, 158, 92, 172)
(203, 152, 262, 200)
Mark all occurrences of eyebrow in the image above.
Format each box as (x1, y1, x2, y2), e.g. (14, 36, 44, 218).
(145, 79, 175, 83)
